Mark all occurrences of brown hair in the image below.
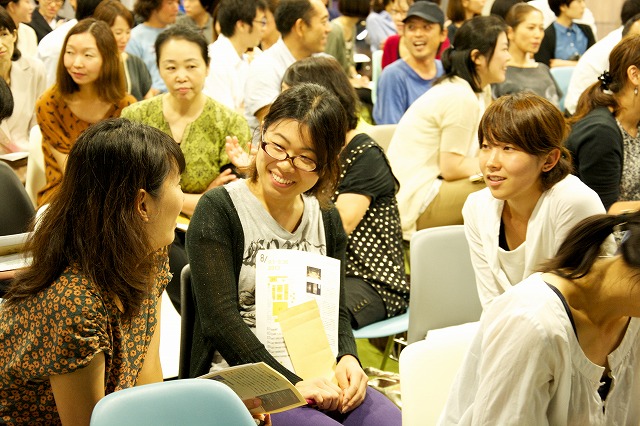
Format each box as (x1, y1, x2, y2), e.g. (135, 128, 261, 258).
(571, 34, 640, 124)
(248, 83, 347, 208)
(93, 0, 135, 28)
(479, 92, 572, 191)
(504, 2, 540, 29)
(55, 19, 126, 103)
(4, 119, 186, 319)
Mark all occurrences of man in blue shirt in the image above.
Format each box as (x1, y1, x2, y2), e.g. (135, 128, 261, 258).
(373, 1, 446, 125)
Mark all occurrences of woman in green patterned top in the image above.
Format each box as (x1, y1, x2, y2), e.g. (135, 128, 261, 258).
(122, 25, 251, 216)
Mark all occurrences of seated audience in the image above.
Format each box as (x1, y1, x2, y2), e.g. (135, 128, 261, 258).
(324, 0, 370, 87)
(441, 211, 640, 425)
(126, 0, 180, 95)
(36, 19, 136, 206)
(564, 0, 640, 115)
(366, 0, 405, 53)
(94, 0, 153, 101)
(528, 0, 597, 35)
(176, 0, 215, 44)
(122, 26, 251, 309)
(534, 0, 595, 68)
(260, 0, 281, 51)
(464, 92, 607, 308)
(492, 3, 562, 108)
(37, 0, 103, 86)
(186, 83, 402, 425)
(373, 1, 446, 125)
(281, 56, 409, 328)
(381, 0, 449, 69)
(204, 0, 267, 113)
(0, 7, 46, 153)
(0, 118, 185, 424)
(566, 34, 640, 214)
(0, 0, 37, 57)
(445, 0, 484, 46)
(244, 0, 330, 135)
(387, 15, 509, 240)
(27, 0, 65, 42)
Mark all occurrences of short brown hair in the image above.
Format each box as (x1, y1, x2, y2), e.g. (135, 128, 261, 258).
(479, 92, 572, 191)
(55, 19, 126, 104)
(94, 0, 135, 27)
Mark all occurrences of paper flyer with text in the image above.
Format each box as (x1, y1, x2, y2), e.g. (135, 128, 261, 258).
(255, 249, 340, 373)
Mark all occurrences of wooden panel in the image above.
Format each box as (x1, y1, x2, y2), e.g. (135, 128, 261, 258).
(587, 0, 624, 39)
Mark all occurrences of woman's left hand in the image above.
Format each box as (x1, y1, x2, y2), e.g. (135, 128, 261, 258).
(334, 355, 368, 413)
(226, 136, 256, 170)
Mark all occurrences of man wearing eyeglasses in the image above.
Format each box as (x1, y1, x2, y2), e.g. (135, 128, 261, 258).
(243, 0, 331, 139)
(204, 0, 267, 114)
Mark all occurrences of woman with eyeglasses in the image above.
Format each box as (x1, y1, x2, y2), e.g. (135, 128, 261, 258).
(186, 83, 402, 426)
(366, 0, 406, 53)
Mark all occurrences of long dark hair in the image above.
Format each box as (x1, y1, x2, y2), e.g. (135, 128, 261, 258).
(571, 34, 640, 124)
(543, 211, 640, 279)
(248, 83, 347, 208)
(4, 119, 186, 319)
(438, 15, 508, 93)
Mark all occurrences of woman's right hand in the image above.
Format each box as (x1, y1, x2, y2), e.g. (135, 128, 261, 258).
(209, 168, 237, 188)
(295, 378, 343, 412)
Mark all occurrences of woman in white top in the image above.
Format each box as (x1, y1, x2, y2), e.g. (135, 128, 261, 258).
(441, 211, 640, 425)
(0, 0, 37, 57)
(463, 92, 606, 308)
(387, 15, 510, 240)
(0, 7, 46, 153)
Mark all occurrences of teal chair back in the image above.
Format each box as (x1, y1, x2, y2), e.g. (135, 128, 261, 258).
(550, 66, 575, 113)
(90, 379, 256, 426)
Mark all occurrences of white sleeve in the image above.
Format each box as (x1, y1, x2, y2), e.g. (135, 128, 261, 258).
(463, 196, 501, 309)
(551, 178, 606, 249)
(442, 307, 556, 425)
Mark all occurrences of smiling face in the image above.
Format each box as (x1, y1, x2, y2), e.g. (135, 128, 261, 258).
(158, 37, 208, 101)
(403, 16, 446, 62)
(111, 15, 131, 53)
(254, 119, 320, 205)
(509, 10, 544, 55)
(300, 0, 331, 55)
(476, 31, 510, 88)
(479, 140, 549, 204)
(63, 32, 103, 87)
(0, 28, 16, 64)
(390, 0, 409, 33)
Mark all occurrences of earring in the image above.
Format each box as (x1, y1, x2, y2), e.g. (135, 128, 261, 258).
(635, 87, 638, 96)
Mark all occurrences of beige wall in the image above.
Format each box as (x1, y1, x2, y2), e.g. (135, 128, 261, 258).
(589, 0, 624, 39)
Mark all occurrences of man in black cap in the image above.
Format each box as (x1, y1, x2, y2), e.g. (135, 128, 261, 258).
(373, 1, 447, 124)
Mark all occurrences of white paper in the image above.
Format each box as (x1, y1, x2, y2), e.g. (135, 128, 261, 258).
(255, 249, 340, 372)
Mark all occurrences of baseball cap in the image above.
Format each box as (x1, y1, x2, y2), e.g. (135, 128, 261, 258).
(402, 1, 445, 26)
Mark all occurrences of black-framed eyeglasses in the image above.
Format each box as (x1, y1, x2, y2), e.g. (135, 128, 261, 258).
(253, 18, 267, 27)
(260, 140, 319, 172)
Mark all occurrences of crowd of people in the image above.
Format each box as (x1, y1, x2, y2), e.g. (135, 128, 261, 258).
(2, 0, 640, 424)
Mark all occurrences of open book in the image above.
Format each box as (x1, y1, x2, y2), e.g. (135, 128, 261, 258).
(198, 362, 306, 414)
(0, 233, 31, 272)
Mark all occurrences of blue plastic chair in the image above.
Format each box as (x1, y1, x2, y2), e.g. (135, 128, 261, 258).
(352, 310, 409, 370)
(550, 66, 575, 113)
(90, 379, 256, 426)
